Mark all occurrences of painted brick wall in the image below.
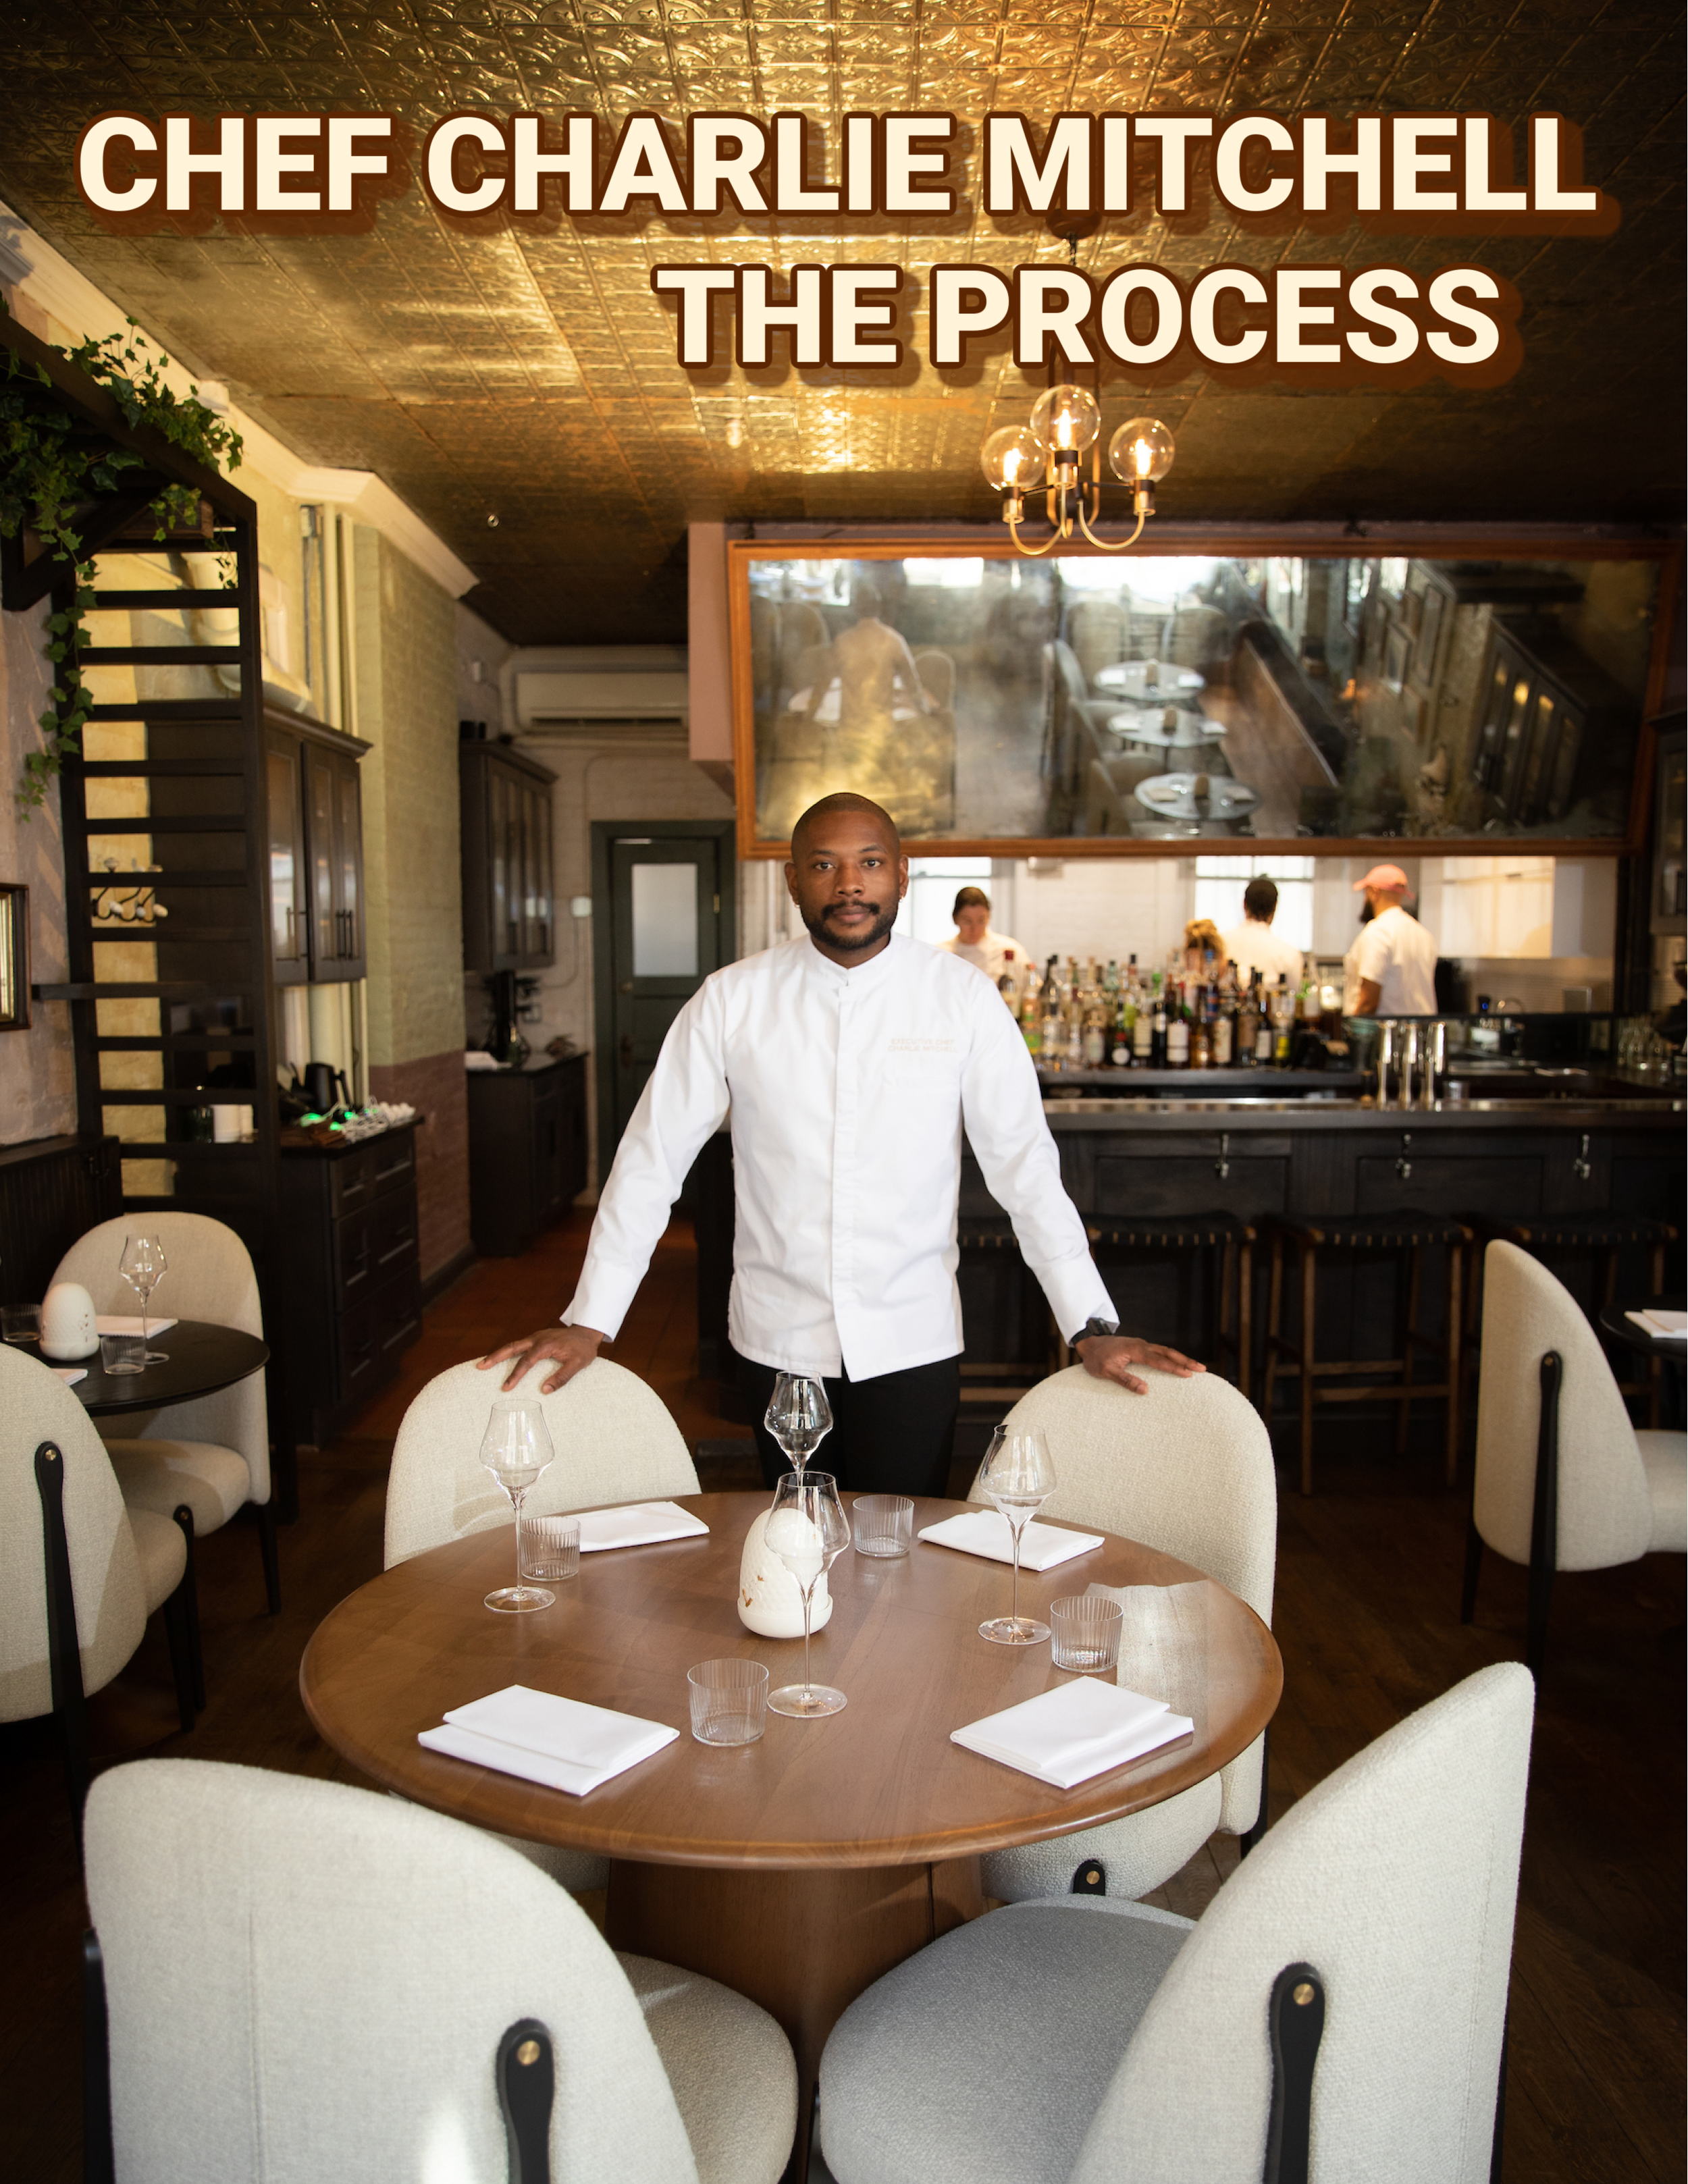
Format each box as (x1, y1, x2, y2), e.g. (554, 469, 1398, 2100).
(351, 527, 471, 1279)
(369, 1050, 469, 1284)
(353, 526, 465, 1071)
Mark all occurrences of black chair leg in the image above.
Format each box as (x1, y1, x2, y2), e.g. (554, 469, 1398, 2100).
(256, 1500, 282, 1616)
(82, 1932, 113, 2184)
(1460, 1518, 1484, 1625)
(161, 1581, 196, 1734)
(1490, 2008, 1509, 2183)
(1526, 1353, 1562, 1681)
(170, 1506, 206, 1712)
(1240, 1724, 1270, 1857)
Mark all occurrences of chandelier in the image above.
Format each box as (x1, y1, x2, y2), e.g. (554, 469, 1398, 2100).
(981, 388, 1175, 558)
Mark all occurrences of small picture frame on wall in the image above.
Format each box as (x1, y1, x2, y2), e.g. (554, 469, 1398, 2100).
(1383, 624, 1411, 694)
(0, 884, 30, 1030)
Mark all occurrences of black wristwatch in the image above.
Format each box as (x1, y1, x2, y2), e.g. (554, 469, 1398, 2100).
(1068, 1315, 1120, 1349)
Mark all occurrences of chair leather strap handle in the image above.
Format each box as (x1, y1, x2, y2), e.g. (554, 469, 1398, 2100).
(1263, 1961, 1325, 2184)
(496, 2018, 555, 2184)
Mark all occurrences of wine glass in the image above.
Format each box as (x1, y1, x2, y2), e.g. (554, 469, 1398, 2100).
(978, 1424, 1056, 1646)
(480, 1395, 557, 1613)
(117, 1232, 169, 1362)
(764, 1372, 833, 1479)
(766, 1471, 851, 1717)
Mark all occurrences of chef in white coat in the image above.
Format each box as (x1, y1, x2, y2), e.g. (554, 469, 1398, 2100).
(483, 793, 1201, 1495)
(1344, 863, 1439, 1016)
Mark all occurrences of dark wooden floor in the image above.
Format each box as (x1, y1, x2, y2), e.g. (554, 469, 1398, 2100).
(3, 1210, 1681, 2181)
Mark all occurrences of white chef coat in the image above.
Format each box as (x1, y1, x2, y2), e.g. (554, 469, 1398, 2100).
(938, 926, 1030, 988)
(565, 931, 1114, 1379)
(1344, 905, 1439, 1015)
(1221, 919, 1304, 988)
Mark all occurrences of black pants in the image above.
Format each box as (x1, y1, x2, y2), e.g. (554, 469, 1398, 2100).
(734, 1350, 961, 1499)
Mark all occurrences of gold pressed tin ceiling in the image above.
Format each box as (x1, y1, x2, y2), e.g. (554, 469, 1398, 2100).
(0, 1, 1681, 643)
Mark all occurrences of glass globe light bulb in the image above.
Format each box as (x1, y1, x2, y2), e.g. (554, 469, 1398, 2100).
(980, 427, 1046, 493)
(1029, 383, 1101, 456)
(1108, 417, 1176, 483)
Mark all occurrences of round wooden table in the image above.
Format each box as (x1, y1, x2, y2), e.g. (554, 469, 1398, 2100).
(301, 1491, 1280, 2160)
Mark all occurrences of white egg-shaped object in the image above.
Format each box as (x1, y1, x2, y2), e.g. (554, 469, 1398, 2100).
(41, 1281, 100, 1360)
(737, 1506, 833, 1639)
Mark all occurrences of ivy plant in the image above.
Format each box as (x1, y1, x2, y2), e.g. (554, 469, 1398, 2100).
(0, 315, 243, 814)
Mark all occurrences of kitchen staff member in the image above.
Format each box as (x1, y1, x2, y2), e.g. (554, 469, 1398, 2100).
(1221, 875, 1304, 987)
(938, 886, 1028, 988)
(1344, 863, 1439, 1015)
(482, 793, 1201, 1496)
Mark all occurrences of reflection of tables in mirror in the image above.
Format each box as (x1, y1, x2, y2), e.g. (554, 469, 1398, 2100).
(1094, 661, 1205, 700)
(1106, 706, 1226, 753)
(1136, 772, 1261, 826)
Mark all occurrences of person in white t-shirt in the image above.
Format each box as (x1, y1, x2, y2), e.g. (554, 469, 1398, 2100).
(1343, 863, 1439, 1016)
(1221, 875, 1304, 988)
(937, 887, 1029, 990)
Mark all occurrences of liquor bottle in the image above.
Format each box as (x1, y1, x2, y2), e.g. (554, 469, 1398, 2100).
(1020, 993, 1043, 1058)
(1149, 974, 1168, 1067)
(1236, 971, 1260, 1068)
(1271, 974, 1294, 1067)
(1166, 978, 1190, 1068)
(1253, 972, 1273, 1066)
(1212, 978, 1235, 1067)
(1190, 1009, 1211, 1069)
(1103, 958, 1120, 997)
(1082, 1005, 1107, 1068)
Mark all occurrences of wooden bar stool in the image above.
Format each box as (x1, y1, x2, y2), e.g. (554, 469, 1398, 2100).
(1264, 1211, 1472, 1495)
(1462, 1211, 1678, 1426)
(1083, 1212, 1255, 1396)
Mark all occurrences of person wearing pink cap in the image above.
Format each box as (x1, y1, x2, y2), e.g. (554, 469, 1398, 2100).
(1343, 863, 1439, 1016)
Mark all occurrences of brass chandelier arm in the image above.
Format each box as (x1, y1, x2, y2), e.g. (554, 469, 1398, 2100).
(1005, 507, 1063, 557)
(1076, 500, 1149, 552)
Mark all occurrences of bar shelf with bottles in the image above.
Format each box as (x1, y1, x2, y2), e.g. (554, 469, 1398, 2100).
(1011, 950, 1363, 1098)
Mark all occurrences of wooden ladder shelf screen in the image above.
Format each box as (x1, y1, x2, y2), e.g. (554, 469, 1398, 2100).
(1, 316, 280, 1299)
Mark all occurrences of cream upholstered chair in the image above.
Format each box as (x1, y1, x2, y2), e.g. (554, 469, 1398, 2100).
(53, 1212, 278, 1620)
(385, 1355, 700, 1568)
(1464, 1240, 1686, 1674)
(1, 1347, 196, 1821)
(818, 1663, 1533, 2184)
(83, 1758, 797, 2184)
(385, 1356, 702, 1894)
(968, 1366, 1275, 1903)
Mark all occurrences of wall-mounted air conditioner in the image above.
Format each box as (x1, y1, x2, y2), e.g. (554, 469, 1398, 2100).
(502, 645, 689, 733)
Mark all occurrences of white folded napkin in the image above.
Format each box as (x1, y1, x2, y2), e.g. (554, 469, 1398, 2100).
(95, 1315, 178, 1335)
(1627, 1309, 1688, 1339)
(952, 1676, 1194, 1790)
(918, 1508, 1103, 1572)
(53, 1366, 87, 1385)
(419, 1684, 678, 1796)
(575, 1500, 710, 1552)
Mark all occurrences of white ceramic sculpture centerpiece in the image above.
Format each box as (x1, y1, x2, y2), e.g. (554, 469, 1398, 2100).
(41, 1281, 99, 1360)
(738, 1508, 833, 1639)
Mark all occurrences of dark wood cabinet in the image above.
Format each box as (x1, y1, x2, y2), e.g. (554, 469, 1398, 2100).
(466, 1054, 586, 1256)
(265, 727, 309, 985)
(460, 741, 557, 973)
(274, 1121, 422, 1445)
(263, 710, 370, 986)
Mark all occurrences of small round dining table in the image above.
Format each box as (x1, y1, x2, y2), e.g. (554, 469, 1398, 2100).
(1105, 705, 1225, 751)
(22, 1319, 269, 1416)
(300, 1490, 1280, 2162)
(1136, 772, 1261, 822)
(1094, 661, 1205, 698)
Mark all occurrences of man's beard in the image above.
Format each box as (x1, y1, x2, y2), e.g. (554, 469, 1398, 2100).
(801, 897, 899, 953)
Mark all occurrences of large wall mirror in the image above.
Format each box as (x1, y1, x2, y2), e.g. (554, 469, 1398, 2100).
(729, 541, 1676, 857)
